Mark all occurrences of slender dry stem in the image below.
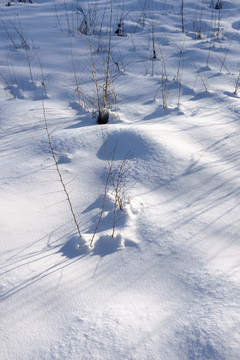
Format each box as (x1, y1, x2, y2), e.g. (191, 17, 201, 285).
(41, 78, 82, 240)
(103, 0, 113, 107)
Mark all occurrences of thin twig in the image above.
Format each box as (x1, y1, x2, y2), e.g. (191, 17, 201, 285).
(40, 74, 82, 240)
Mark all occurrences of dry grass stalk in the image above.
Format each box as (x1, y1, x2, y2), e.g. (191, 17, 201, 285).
(41, 79, 82, 241)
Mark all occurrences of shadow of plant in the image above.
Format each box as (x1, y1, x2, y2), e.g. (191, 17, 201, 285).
(58, 236, 89, 259)
(91, 234, 122, 257)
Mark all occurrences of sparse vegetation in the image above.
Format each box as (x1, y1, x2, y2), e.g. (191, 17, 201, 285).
(0, 0, 239, 247)
(1, 1, 240, 358)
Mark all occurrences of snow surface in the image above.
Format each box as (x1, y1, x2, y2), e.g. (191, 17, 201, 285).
(1, 0, 240, 359)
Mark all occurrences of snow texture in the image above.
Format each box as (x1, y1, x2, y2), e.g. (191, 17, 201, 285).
(1, 0, 240, 359)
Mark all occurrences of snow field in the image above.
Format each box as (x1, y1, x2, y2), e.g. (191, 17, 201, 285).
(1, 0, 240, 359)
